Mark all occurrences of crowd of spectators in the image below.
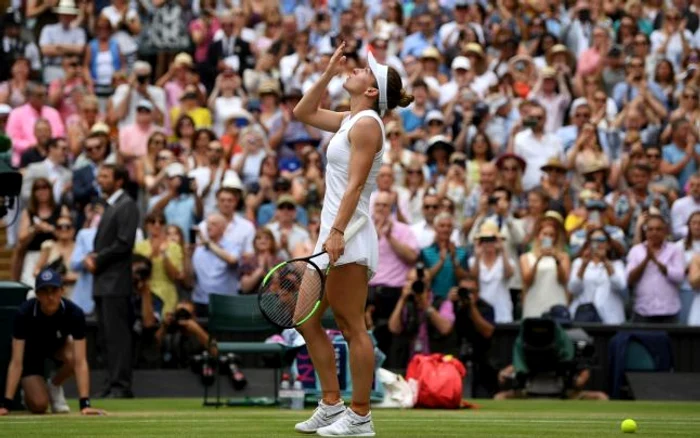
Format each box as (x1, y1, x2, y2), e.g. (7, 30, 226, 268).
(3, 0, 700, 375)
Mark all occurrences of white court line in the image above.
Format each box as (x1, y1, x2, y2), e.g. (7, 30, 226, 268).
(3, 418, 700, 426)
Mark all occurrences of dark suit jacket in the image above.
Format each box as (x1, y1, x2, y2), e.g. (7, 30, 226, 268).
(202, 37, 255, 90)
(73, 165, 98, 208)
(93, 191, 139, 297)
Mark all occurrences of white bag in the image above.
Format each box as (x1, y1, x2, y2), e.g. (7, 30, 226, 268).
(375, 368, 418, 409)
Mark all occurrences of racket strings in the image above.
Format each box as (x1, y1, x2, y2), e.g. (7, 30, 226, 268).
(259, 261, 323, 327)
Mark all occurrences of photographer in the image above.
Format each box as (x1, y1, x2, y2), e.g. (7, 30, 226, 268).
(156, 300, 212, 368)
(0, 269, 104, 416)
(494, 364, 608, 400)
(388, 268, 455, 361)
(449, 277, 497, 397)
(131, 255, 164, 368)
(149, 162, 203, 244)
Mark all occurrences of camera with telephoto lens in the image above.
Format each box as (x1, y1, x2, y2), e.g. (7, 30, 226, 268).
(458, 287, 473, 304)
(192, 351, 216, 387)
(133, 264, 152, 283)
(411, 262, 426, 296)
(167, 307, 193, 334)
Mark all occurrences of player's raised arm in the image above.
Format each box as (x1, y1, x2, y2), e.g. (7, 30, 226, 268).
(293, 42, 349, 133)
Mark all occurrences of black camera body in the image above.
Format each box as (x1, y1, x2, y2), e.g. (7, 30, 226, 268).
(411, 262, 426, 295)
(177, 176, 192, 195)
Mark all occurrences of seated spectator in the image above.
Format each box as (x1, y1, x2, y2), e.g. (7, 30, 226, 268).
(437, 160, 468, 224)
(19, 118, 52, 169)
(164, 224, 194, 299)
(0, 269, 104, 416)
(368, 191, 420, 365)
(522, 188, 550, 245)
(463, 162, 498, 236)
(0, 57, 31, 108)
(420, 212, 469, 299)
(0, 14, 41, 81)
(268, 88, 321, 150)
(647, 144, 679, 204)
(520, 212, 570, 318)
(568, 227, 627, 324)
(138, 132, 170, 195)
(536, 157, 573, 214)
(84, 16, 124, 98)
(388, 268, 455, 359)
(612, 163, 670, 238)
(671, 172, 700, 240)
(184, 128, 217, 171)
(626, 215, 684, 323)
(494, 152, 527, 216)
(157, 53, 205, 109)
(21, 138, 71, 207)
(34, 215, 77, 298)
(404, 159, 429, 225)
(469, 221, 515, 323)
(7, 83, 65, 167)
(265, 195, 311, 259)
(170, 114, 196, 156)
(99, 0, 141, 70)
(240, 228, 282, 294)
(231, 125, 270, 186)
(677, 211, 700, 324)
(191, 213, 241, 316)
(197, 183, 255, 255)
(134, 210, 183, 316)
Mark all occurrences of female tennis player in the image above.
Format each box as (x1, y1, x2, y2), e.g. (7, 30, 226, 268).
(291, 42, 413, 436)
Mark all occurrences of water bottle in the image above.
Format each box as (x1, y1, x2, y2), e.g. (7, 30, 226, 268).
(291, 378, 305, 410)
(279, 373, 291, 409)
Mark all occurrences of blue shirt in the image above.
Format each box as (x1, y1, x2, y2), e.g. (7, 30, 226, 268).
(257, 203, 309, 227)
(662, 142, 700, 192)
(400, 31, 443, 58)
(69, 228, 96, 315)
(399, 108, 426, 134)
(612, 81, 668, 110)
(149, 194, 197, 243)
(420, 244, 469, 298)
(192, 239, 242, 304)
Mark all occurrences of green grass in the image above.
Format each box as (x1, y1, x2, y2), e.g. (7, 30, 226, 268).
(2, 399, 700, 437)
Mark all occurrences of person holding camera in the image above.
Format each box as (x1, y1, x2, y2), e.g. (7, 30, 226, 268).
(568, 227, 627, 324)
(0, 269, 104, 416)
(149, 162, 203, 244)
(388, 268, 455, 359)
(469, 221, 515, 323)
(155, 300, 211, 368)
(520, 212, 571, 319)
(130, 254, 164, 367)
(448, 276, 497, 397)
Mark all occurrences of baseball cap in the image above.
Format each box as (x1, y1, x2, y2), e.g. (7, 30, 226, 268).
(451, 56, 471, 71)
(35, 268, 63, 291)
(425, 109, 445, 124)
(137, 100, 154, 111)
(165, 162, 186, 178)
(277, 194, 297, 207)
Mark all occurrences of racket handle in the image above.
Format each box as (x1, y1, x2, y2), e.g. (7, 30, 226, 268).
(344, 216, 367, 242)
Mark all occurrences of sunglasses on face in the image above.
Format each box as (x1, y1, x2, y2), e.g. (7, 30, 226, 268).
(147, 218, 165, 225)
(423, 204, 439, 210)
(278, 204, 296, 211)
(56, 223, 73, 230)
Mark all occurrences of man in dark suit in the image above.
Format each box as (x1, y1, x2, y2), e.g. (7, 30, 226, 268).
(84, 164, 138, 398)
(203, 10, 254, 90)
(72, 133, 109, 228)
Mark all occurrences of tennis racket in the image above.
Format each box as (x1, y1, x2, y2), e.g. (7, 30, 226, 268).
(258, 216, 368, 329)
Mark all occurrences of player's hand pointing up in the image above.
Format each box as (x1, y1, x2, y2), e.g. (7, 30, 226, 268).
(325, 41, 347, 77)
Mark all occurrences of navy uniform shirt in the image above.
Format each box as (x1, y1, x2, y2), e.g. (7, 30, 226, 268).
(13, 298, 86, 352)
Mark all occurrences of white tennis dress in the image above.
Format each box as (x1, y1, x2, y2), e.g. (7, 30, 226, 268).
(313, 110, 384, 276)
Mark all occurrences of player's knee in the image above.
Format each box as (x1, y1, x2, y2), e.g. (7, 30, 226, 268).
(63, 349, 75, 369)
(26, 395, 49, 414)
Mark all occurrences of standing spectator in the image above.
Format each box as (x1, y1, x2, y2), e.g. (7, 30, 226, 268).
(148, 0, 191, 78)
(149, 163, 203, 243)
(110, 60, 167, 129)
(661, 118, 700, 192)
(568, 227, 627, 324)
(529, 67, 572, 133)
(463, 163, 499, 236)
(205, 10, 255, 79)
(240, 228, 282, 293)
(118, 100, 160, 184)
(99, 0, 141, 70)
(401, 11, 442, 58)
(84, 16, 124, 98)
(6, 83, 65, 167)
(626, 215, 684, 323)
(420, 212, 469, 299)
(538, 157, 575, 214)
(265, 195, 311, 259)
(647, 144, 680, 203)
(16, 178, 66, 287)
(208, 68, 246, 137)
(257, 176, 309, 226)
(469, 221, 515, 323)
(188, 139, 228, 217)
(520, 212, 570, 318)
(69, 202, 103, 315)
(511, 103, 564, 191)
(671, 172, 700, 239)
(134, 210, 183, 315)
(72, 133, 109, 224)
(687, 252, 700, 325)
(231, 127, 269, 186)
(677, 211, 700, 323)
(169, 85, 213, 130)
(370, 164, 411, 224)
(411, 193, 455, 249)
(0, 58, 31, 108)
(38, 0, 86, 84)
(0, 14, 42, 81)
(613, 163, 670, 237)
(85, 163, 139, 398)
(369, 191, 419, 362)
(21, 138, 71, 207)
(66, 95, 104, 157)
(191, 213, 241, 317)
(47, 54, 93, 121)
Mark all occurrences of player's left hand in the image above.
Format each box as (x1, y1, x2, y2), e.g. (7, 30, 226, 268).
(323, 230, 345, 265)
(81, 407, 106, 415)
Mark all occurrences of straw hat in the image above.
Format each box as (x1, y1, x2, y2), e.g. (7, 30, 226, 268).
(474, 220, 504, 241)
(421, 47, 441, 61)
(540, 156, 568, 172)
(546, 44, 576, 71)
(54, 0, 79, 15)
(462, 43, 487, 74)
(580, 158, 610, 175)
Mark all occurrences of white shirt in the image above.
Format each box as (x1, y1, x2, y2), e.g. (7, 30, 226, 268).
(111, 84, 168, 129)
(468, 256, 514, 323)
(213, 96, 244, 137)
(671, 195, 700, 240)
(38, 23, 86, 66)
(513, 129, 565, 191)
(410, 219, 461, 249)
(198, 213, 255, 255)
(568, 259, 627, 324)
(265, 222, 311, 259)
(187, 166, 226, 217)
(106, 188, 125, 206)
(230, 149, 266, 186)
(43, 159, 65, 203)
(101, 5, 139, 54)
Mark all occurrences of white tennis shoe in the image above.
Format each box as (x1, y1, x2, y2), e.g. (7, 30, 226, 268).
(294, 400, 346, 434)
(47, 380, 70, 413)
(316, 408, 375, 437)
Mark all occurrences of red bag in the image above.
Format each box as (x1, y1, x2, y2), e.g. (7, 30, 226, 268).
(405, 354, 466, 409)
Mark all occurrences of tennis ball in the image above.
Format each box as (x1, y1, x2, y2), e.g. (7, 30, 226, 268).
(621, 419, 637, 433)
